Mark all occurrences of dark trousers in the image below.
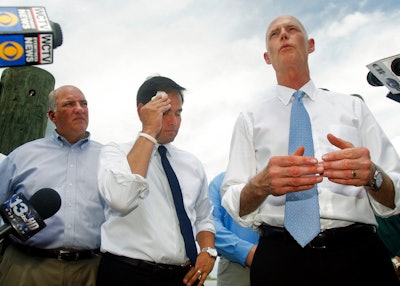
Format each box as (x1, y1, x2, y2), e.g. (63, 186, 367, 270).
(251, 225, 400, 285)
(96, 252, 198, 286)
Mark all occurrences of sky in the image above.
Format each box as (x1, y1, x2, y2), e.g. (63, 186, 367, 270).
(1, 0, 400, 183)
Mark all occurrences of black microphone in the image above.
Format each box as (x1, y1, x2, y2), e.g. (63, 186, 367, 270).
(0, 6, 63, 67)
(0, 188, 61, 241)
(367, 70, 383, 87)
(391, 57, 400, 76)
(366, 54, 400, 103)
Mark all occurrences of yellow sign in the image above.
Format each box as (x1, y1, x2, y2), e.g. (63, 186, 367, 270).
(0, 11, 19, 27)
(0, 41, 24, 61)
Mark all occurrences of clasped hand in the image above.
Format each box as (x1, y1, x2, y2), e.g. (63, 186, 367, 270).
(256, 133, 373, 197)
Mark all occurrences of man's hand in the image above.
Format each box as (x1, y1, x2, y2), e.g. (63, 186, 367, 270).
(183, 252, 216, 286)
(321, 133, 373, 186)
(138, 92, 171, 139)
(251, 146, 323, 197)
(240, 146, 323, 216)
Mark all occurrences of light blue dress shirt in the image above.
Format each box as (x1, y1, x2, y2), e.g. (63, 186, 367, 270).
(0, 131, 105, 250)
(209, 172, 259, 267)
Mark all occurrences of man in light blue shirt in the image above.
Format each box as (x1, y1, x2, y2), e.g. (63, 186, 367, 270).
(209, 172, 259, 286)
(0, 85, 105, 286)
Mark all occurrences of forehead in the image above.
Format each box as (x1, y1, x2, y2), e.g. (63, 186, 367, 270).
(267, 16, 301, 33)
(57, 88, 86, 102)
(168, 91, 183, 106)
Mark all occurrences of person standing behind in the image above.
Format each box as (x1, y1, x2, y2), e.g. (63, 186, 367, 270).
(96, 75, 216, 286)
(208, 172, 258, 286)
(221, 15, 400, 285)
(0, 85, 105, 286)
(376, 214, 400, 279)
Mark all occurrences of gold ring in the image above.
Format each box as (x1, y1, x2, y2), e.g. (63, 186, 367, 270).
(197, 270, 202, 274)
(352, 170, 357, 178)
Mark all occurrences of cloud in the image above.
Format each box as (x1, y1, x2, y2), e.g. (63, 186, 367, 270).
(2, 0, 400, 181)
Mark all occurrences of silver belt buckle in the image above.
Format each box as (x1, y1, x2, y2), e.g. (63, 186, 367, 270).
(58, 249, 78, 261)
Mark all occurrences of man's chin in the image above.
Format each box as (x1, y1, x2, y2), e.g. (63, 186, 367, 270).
(158, 133, 178, 144)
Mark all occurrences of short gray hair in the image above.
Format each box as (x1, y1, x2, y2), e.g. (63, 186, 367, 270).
(47, 89, 58, 111)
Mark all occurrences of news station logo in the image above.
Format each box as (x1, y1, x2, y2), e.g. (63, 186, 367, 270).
(0, 192, 46, 241)
(0, 6, 56, 67)
(0, 38, 24, 62)
(0, 8, 25, 64)
(0, 11, 20, 28)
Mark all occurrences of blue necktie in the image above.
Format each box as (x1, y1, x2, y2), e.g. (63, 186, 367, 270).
(158, 145, 197, 265)
(284, 90, 320, 247)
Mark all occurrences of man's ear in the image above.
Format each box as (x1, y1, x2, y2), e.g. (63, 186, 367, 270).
(137, 103, 144, 118)
(264, 51, 271, 65)
(308, 38, 315, 54)
(48, 110, 56, 124)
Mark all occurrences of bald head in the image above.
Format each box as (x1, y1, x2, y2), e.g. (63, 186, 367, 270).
(47, 85, 89, 144)
(48, 85, 85, 111)
(265, 15, 308, 48)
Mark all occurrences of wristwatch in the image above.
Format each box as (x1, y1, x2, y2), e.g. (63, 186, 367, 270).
(367, 164, 383, 191)
(392, 257, 400, 276)
(201, 247, 218, 258)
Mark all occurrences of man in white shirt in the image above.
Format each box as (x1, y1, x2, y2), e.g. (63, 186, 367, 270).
(221, 15, 400, 285)
(96, 76, 216, 286)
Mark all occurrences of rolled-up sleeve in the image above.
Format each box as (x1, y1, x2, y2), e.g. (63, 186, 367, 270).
(98, 142, 149, 215)
(194, 171, 216, 234)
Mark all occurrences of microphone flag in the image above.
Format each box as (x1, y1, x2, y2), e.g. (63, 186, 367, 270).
(0, 192, 46, 241)
(0, 6, 63, 67)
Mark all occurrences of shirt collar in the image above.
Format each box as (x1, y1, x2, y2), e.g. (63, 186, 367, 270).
(276, 79, 317, 105)
(156, 143, 173, 155)
(52, 130, 90, 148)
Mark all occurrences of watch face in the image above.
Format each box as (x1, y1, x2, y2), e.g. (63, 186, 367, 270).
(208, 248, 218, 257)
(376, 172, 383, 188)
(203, 247, 217, 257)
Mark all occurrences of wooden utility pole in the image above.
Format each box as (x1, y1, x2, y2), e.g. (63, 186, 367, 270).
(0, 66, 55, 155)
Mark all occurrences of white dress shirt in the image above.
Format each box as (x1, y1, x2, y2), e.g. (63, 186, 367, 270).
(98, 141, 215, 265)
(222, 80, 400, 231)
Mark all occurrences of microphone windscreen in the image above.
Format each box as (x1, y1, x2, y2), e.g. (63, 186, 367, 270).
(29, 188, 61, 220)
(391, 58, 400, 77)
(367, 72, 383, 87)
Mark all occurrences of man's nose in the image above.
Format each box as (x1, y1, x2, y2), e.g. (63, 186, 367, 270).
(75, 103, 86, 112)
(166, 114, 179, 125)
(280, 28, 288, 39)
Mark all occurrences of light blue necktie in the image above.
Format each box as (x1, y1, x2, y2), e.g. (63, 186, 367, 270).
(284, 90, 320, 247)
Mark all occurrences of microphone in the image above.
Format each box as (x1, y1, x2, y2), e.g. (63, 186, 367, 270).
(392, 58, 400, 77)
(0, 6, 63, 67)
(367, 70, 383, 87)
(366, 53, 400, 103)
(0, 188, 61, 241)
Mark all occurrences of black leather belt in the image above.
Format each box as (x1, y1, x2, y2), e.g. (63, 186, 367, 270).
(103, 252, 192, 279)
(13, 244, 100, 261)
(260, 223, 376, 249)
